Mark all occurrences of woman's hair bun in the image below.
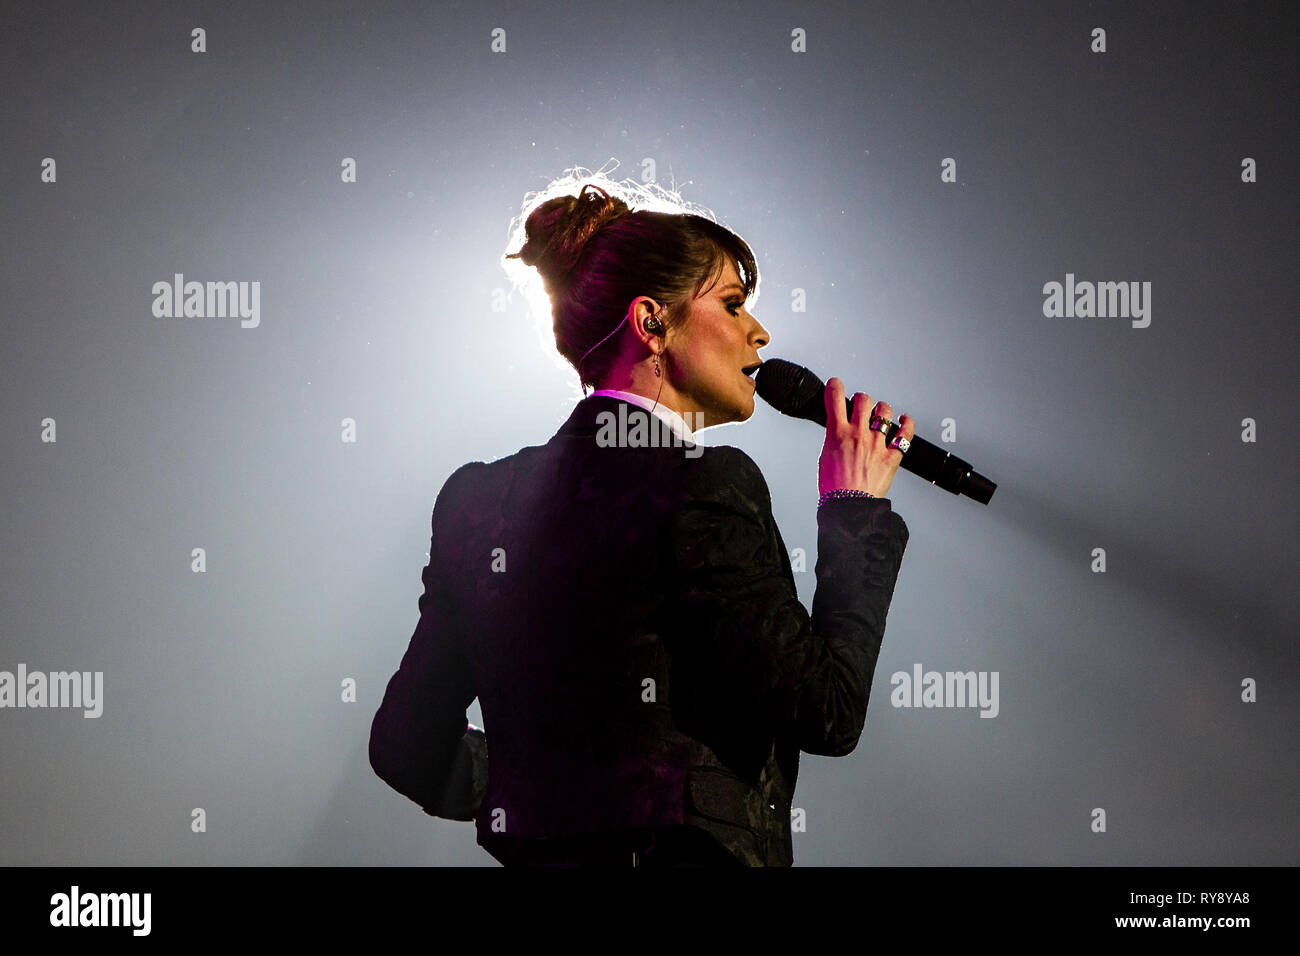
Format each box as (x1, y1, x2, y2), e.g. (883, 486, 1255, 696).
(507, 183, 630, 288)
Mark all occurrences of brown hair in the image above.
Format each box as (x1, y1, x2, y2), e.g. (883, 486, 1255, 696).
(505, 182, 758, 391)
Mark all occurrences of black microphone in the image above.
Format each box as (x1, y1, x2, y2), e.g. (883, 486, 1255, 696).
(754, 358, 997, 505)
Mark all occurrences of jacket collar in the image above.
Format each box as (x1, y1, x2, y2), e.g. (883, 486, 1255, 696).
(553, 394, 690, 447)
(555, 394, 645, 436)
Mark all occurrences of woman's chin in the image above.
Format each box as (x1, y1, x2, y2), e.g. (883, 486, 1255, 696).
(739, 390, 756, 420)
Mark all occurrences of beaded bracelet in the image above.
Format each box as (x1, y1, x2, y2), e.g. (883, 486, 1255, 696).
(817, 488, 876, 509)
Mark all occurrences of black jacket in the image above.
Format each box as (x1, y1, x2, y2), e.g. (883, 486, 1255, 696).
(369, 394, 909, 865)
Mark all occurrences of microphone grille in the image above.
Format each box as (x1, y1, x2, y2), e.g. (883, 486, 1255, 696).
(754, 359, 827, 423)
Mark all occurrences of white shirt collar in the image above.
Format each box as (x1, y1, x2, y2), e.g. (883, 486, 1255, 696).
(589, 388, 696, 443)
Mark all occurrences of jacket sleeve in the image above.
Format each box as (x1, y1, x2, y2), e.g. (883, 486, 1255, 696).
(665, 446, 908, 758)
(369, 463, 488, 820)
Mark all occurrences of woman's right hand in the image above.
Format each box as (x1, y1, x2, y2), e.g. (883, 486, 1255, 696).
(817, 377, 915, 499)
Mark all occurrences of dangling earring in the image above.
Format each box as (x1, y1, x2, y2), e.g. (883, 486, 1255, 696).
(653, 352, 661, 377)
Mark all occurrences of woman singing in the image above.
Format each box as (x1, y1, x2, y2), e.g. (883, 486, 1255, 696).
(369, 170, 914, 866)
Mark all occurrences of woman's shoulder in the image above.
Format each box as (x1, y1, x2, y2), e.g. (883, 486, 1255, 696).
(442, 458, 490, 489)
(431, 459, 492, 513)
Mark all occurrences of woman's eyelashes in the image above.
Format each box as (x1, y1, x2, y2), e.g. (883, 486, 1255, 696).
(726, 300, 744, 315)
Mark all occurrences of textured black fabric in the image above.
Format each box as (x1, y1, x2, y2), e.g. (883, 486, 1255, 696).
(369, 395, 909, 866)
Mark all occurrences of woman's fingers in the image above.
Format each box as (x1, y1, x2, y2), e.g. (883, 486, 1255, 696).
(824, 377, 848, 427)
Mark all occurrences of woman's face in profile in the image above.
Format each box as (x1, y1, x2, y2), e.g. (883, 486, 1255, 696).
(667, 257, 770, 428)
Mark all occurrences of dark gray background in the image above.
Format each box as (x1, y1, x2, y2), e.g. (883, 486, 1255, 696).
(1, 0, 1295, 865)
